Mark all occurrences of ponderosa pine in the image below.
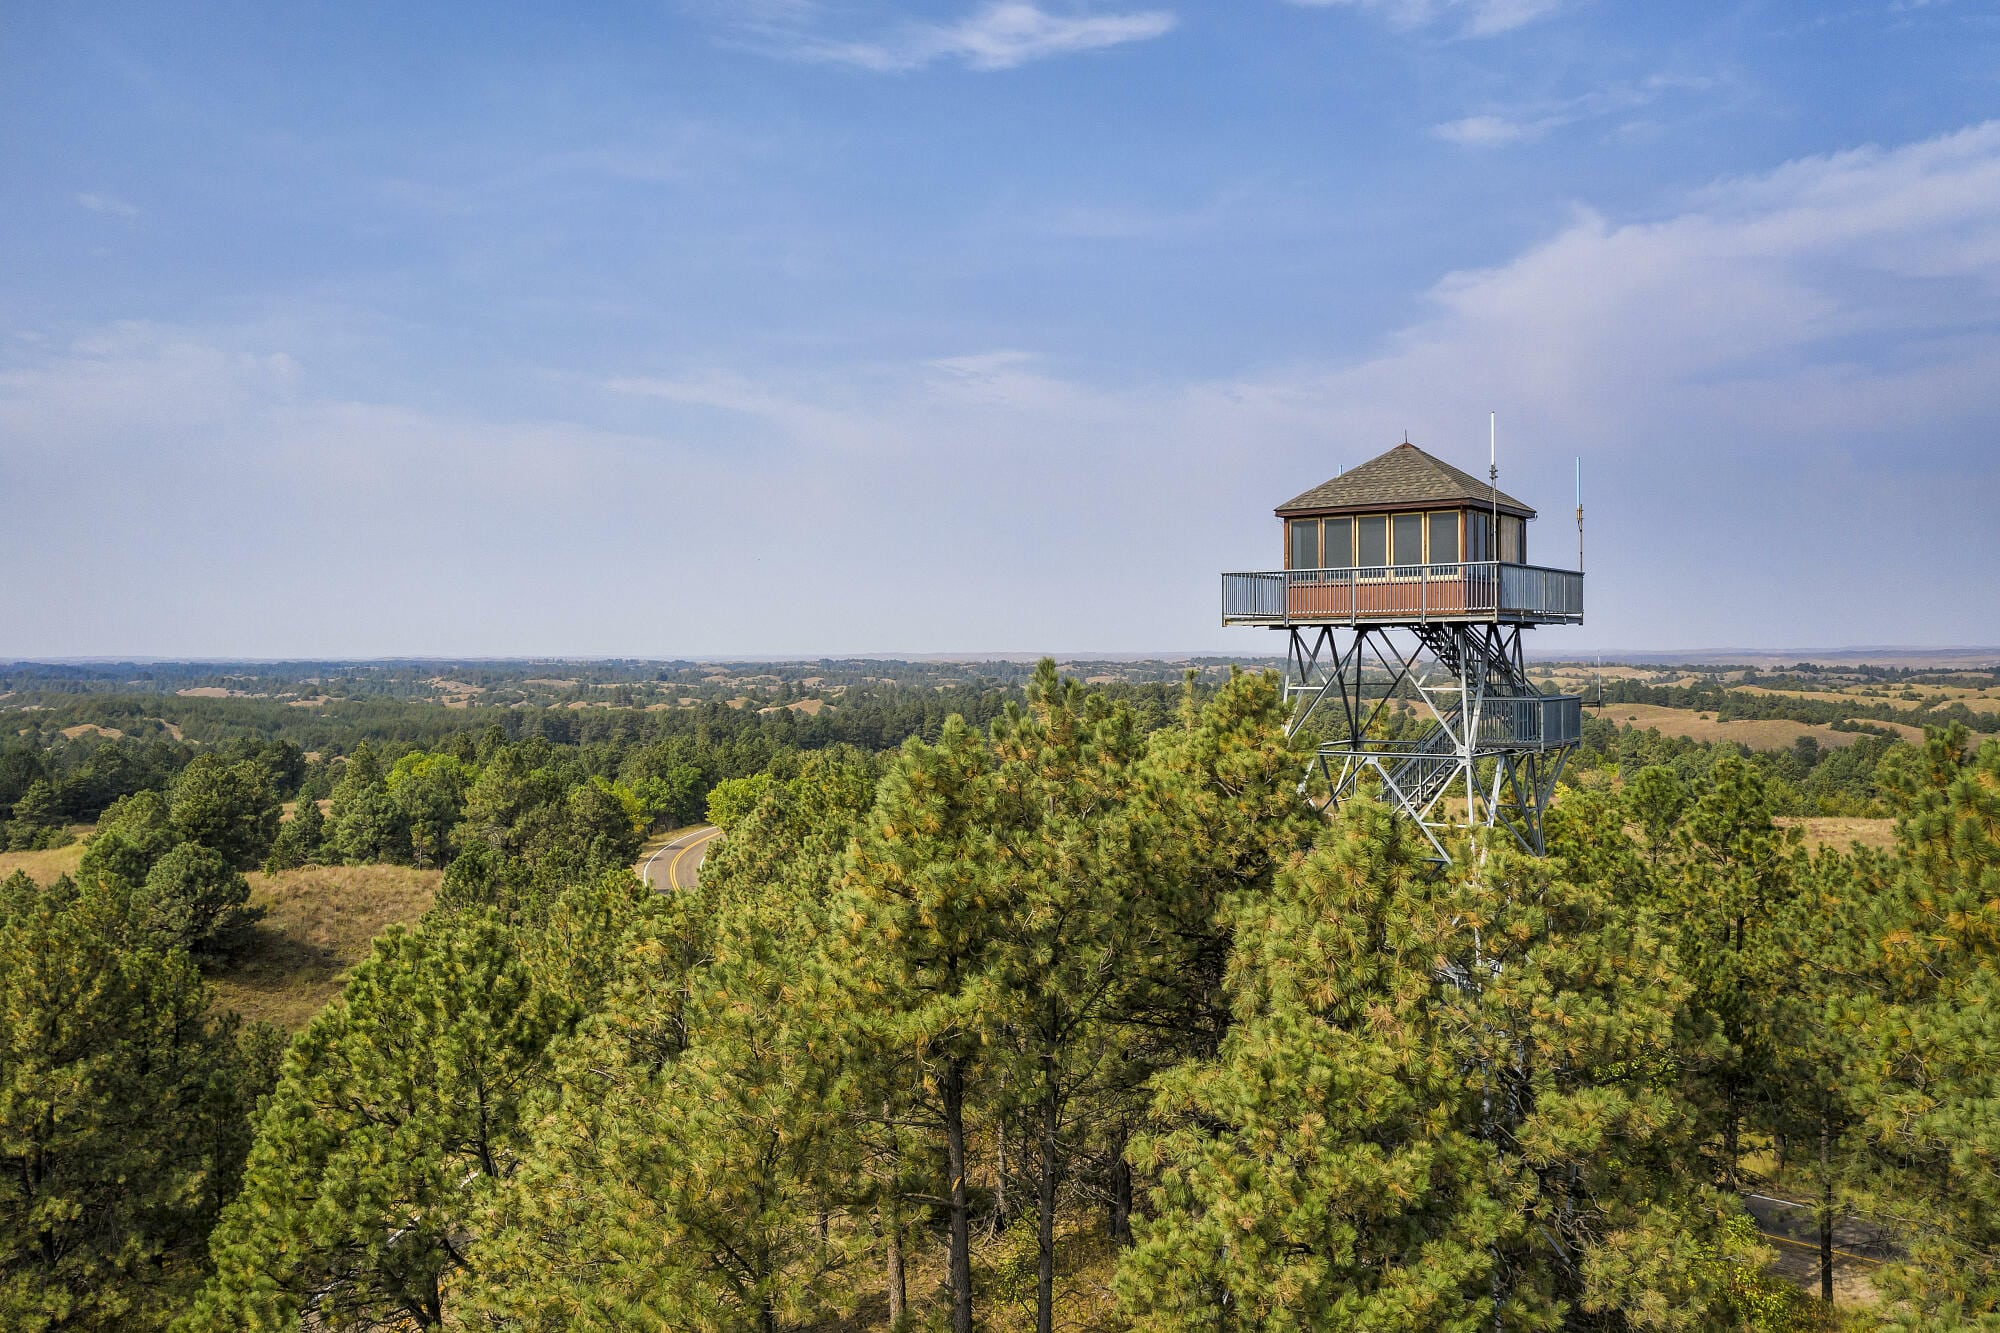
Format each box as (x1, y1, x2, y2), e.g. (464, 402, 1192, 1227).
(0, 872, 265, 1330)
(1117, 799, 1754, 1330)
(181, 911, 565, 1331)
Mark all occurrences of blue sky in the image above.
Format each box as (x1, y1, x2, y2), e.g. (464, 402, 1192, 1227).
(2, 1, 1997, 657)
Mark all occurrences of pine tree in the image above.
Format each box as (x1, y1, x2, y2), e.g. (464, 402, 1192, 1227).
(1117, 802, 1750, 1330)
(183, 912, 565, 1330)
(1652, 756, 1804, 1190)
(0, 872, 265, 1329)
(325, 743, 412, 865)
(77, 788, 178, 887)
(3, 779, 65, 850)
(261, 791, 325, 873)
(461, 755, 875, 1331)
(1765, 847, 1871, 1308)
(386, 753, 467, 870)
(986, 661, 1144, 1333)
(832, 717, 1006, 1333)
(137, 841, 261, 963)
(168, 754, 282, 870)
(1856, 727, 2000, 1317)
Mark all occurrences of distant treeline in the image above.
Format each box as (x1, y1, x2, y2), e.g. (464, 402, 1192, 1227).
(1595, 677, 2000, 734)
(0, 675, 1211, 848)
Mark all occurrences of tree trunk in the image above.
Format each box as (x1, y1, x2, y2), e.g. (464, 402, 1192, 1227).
(1722, 1083, 1740, 1192)
(995, 1114, 1010, 1228)
(1109, 1125, 1133, 1246)
(1819, 1112, 1835, 1306)
(1037, 1079, 1059, 1333)
(886, 1215, 907, 1330)
(885, 1098, 907, 1329)
(944, 1056, 974, 1333)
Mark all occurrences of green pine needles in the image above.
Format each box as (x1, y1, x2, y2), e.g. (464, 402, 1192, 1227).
(18, 666, 2000, 1329)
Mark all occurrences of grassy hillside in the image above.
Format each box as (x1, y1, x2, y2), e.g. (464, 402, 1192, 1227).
(0, 834, 86, 884)
(209, 864, 439, 1029)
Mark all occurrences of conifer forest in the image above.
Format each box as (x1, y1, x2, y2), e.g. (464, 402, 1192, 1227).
(3, 656, 1999, 1331)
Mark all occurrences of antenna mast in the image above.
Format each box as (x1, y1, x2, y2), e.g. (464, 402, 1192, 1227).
(1575, 457, 1584, 573)
(1489, 412, 1499, 560)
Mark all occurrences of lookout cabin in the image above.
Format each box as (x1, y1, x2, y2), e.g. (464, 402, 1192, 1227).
(1221, 441, 1584, 627)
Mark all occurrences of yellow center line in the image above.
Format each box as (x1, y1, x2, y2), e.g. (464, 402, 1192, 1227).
(665, 826, 721, 890)
(1756, 1229, 1887, 1267)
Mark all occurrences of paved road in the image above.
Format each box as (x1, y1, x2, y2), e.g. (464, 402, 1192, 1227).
(640, 825, 721, 891)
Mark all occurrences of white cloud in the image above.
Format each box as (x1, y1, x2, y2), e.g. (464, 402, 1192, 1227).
(756, 2, 1177, 72)
(75, 192, 141, 219)
(1431, 113, 1559, 146)
(6, 125, 2000, 654)
(591, 122, 2000, 649)
(1432, 73, 1720, 149)
(1284, 0, 1568, 38)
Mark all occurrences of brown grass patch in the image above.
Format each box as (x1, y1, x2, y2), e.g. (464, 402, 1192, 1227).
(59, 723, 124, 740)
(1607, 704, 1871, 752)
(0, 836, 88, 884)
(208, 864, 439, 1030)
(1777, 816, 1898, 852)
(758, 698, 830, 716)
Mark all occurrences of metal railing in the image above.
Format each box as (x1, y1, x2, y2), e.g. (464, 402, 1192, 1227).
(1477, 694, 1583, 748)
(1221, 562, 1583, 626)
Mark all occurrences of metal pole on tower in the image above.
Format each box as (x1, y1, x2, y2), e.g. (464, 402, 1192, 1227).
(1576, 457, 1584, 573)
(1489, 412, 1499, 562)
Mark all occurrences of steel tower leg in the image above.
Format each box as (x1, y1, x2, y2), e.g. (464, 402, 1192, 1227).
(1281, 621, 1578, 862)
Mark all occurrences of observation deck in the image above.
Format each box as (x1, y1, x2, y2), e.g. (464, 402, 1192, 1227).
(1222, 560, 1582, 628)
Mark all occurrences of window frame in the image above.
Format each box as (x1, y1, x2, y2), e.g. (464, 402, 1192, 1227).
(1391, 511, 1426, 572)
(1323, 516, 1354, 570)
(1426, 509, 1460, 566)
(1355, 514, 1389, 573)
(1465, 509, 1495, 563)
(1288, 518, 1319, 570)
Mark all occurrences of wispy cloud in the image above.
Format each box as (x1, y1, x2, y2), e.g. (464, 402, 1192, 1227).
(1432, 74, 1719, 148)
(742, 2, 1177, 72)
(1431, 113, 1561, 146)
(10, 124, 2000, 653)
(75, 191, 141, 219)
(1283, 0, 1569, 38)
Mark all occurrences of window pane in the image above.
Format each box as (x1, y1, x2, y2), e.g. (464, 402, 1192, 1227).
(1466, 510, 1493, 561)
(1392, 513, 1424, 567)
(1290, 519, 1318, 569)
(1500, 515, 1524, 564)
(1357, 515, 1388, 567)
(1427, 511, 1459, 564)
(1323, 517, 1353, 569)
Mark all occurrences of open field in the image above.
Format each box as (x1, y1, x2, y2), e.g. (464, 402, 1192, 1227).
(0, 834, 88, 883)
(1777, 816, 1899, 852)
(1599, 703, 1898, 750)
(209, 864, 439, 1030)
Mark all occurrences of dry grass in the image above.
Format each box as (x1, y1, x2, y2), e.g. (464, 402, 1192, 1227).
(208, 864, 439, 1030)
(59, 723, 124, 740)
(0, 835, 88, 884)
(1778, 816, 1899, 852)
(1606, 704, 1875, 752)
(759, 698, 831, 716)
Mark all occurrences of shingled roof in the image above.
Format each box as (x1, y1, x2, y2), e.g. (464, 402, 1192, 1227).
(1276, 442, 1535, 518)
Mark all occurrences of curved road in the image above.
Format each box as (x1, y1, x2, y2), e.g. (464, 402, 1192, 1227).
(640, 825, 721, 891)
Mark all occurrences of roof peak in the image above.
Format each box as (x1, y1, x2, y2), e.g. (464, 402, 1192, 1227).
(1276, 439, 1535, 517)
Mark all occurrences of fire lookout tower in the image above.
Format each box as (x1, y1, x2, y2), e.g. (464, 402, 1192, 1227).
(1221, 440, 1584, 860)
